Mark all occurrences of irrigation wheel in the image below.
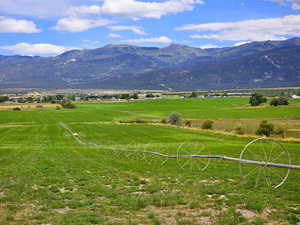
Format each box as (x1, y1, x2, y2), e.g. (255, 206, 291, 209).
(239, 138, 291, 188)
(176, 142, 210, 172)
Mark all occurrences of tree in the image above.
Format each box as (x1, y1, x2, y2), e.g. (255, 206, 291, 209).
(270, 97, 289, 106)
(0, 96, 9, 103)
(249, 93, 267, 106)
(168, 112, 182, 126)
(119, 93, 130, 99)
(132, 93, 139, 99)
(190, 92, 198, 98)
(255, 120, 274, 137)
(270, 98, 279, 106)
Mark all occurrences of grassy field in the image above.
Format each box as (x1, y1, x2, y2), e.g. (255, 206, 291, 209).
(0, 98, 299, 224)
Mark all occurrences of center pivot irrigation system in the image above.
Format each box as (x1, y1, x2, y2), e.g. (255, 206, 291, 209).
(60, 122, 300, 188)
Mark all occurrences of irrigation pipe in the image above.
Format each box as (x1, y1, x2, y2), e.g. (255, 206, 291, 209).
(59, 122, 300, 170)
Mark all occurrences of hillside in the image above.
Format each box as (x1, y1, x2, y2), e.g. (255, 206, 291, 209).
(0, 38, 300, 90)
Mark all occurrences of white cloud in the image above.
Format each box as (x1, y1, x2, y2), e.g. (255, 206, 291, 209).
(0, 43, 76, 55)
(69, 0, 204, 19)
(0, 16, 40, 33)
(107, 33, 122, 38)
(123, 36, 173, 43)
(108, 25, 147, 35)
(53, 17, 113, 32)
(269, 0, 300, 10)
(177, 14, 300, 42)
(199, 44, 220, 49)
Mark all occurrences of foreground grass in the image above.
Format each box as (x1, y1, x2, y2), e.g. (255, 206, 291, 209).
(0, 123, 299, 224)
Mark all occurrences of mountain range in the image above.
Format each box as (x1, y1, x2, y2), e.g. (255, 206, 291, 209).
(1, 38, 300, 90)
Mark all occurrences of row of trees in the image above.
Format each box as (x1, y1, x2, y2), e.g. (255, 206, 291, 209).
(249, 93, 289, 106)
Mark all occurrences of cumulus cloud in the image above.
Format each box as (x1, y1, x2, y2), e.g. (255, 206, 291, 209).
(107, 33, 122, 38)
(0, 43, 76, 55)
(69, 0, 204, 19)
(177, 14, 300, 42)
(0, 16, 40, 33)
(108, 25, 147, 35)
(269, 0, 300, 10)
(123, 36, 173, 43)
(53, 17, 113, 32)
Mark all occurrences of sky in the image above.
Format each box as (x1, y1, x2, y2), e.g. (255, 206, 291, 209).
(0, 0, 300, 56)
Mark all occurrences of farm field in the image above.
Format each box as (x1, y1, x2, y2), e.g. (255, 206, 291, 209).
(0, 103, 60, 111)
(0, 98, 300, 224)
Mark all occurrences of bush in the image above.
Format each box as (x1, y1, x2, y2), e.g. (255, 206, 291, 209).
(274, 127, 285, 138)
(270, 97, 289, 106)
(36, 105, 43, 108)
(255, 120, 274, 137)
(12, 107, 21, 111)
(249, 93, 267, 106)
(145, 93, 155, 98)
(234, 126, 244, 135)
(270, 98, 279, 106)
(60, 100, 76, 109)
(168, 112, 182, 126)
(202, 120, 214, 129)
(185, 120, 192, 127)
(161, 119, 167, 124)
(56, 106, 61, 110)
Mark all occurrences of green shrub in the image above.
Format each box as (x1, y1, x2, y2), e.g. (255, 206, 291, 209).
(12, 107, 21, 111)
(185, 120, 192, 127)
(234, 126, 244, 135)
(202, 120, 214, 129)
(168, 112, 182, 126)
(274, 127, 285, 138)
(161, 119, 167, 124)
(60, 100, 76, 109)
(255, 120, 274, 137)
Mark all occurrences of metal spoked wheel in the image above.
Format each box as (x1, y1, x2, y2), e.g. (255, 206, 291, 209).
(176, 142, 210, 172)
(239, 138, 291, 188)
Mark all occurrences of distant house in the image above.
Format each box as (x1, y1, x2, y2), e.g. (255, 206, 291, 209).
(292, 94, 300, 99)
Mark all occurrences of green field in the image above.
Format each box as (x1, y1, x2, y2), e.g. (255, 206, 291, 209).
(0, 98, 299, 224)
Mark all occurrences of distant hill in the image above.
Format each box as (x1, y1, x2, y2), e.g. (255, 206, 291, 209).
(0, 38, 300, 90)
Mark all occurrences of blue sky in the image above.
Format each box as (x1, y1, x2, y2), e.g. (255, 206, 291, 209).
(0, 0, 300, 55)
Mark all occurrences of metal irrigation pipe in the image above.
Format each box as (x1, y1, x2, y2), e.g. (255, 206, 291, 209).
(59, 122, 300, 170)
